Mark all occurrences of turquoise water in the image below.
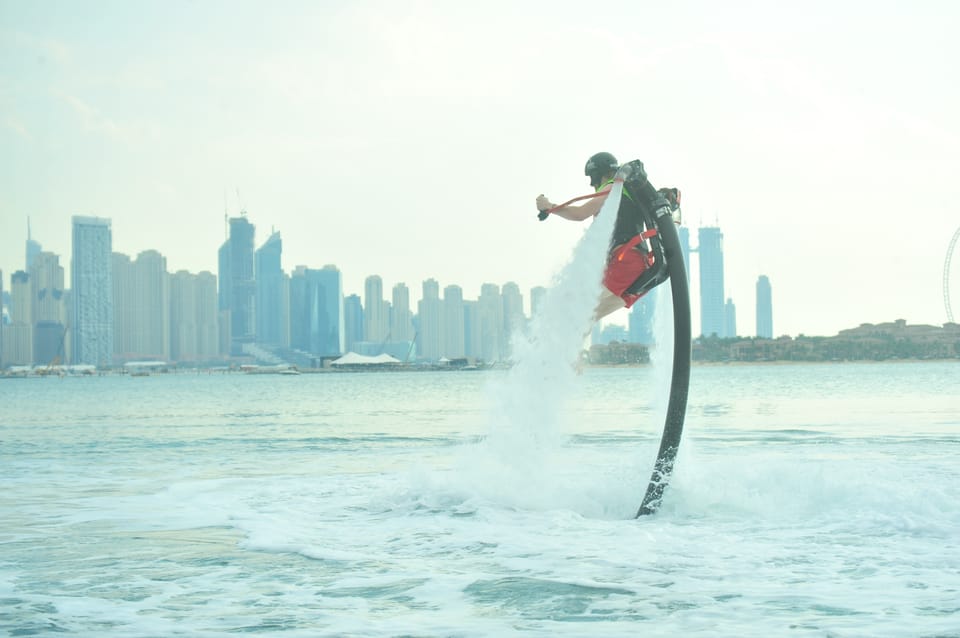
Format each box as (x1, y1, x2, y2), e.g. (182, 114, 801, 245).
(1, 362, 959, 637)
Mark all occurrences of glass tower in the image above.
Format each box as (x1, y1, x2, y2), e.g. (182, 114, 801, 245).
(289, 266, 344, 357)
(628, 293, 657, 345)
(479, 283, 503, 363)
(677, 226, 691, 279)
(363, 275, 388, 343)
(30, 251, 66, 366)
(501, 281, 523, 359)
(756, 275, 773, 338)
(343, 294, 363, 354)
(417, 279, 441, 361)
(26, 218, 41, 272)
(255, 231, 285, 345)
(724, 297, 737, 339)
(390, 283, 414, 342)
(698, 226, 725, 338)
(218, 216, 256, 355)
(71, 216, 113, 367)
(442, 284, 465, 359)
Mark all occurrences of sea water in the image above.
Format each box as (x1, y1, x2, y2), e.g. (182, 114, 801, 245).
(3, 187, 960, 636)
(1, 363, 958, 637)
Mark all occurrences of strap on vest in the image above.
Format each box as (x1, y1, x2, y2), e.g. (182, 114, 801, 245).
(615, 228, 658, 262)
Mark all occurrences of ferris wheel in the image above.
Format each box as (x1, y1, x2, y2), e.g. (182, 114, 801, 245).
(945, 226, 960, 323)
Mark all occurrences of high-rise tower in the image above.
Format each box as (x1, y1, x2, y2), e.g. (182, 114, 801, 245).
(218, 216, 256, 355)
(255, 231, 286, 346)
(756, 275, 773, 338)
(30, 251, 66, 365)
(417, 279, 441, 361)
(478, 283, 503, 363)
(442, 284, 465, 359)
(628, 293, 657, 345)
(113, 250, 170, 361)
(698, 226, 725, 338)
(501, 281, 523, 359)
(344, 294, 363, 354)
(724, 297, 737, 339)
(363, 275, 389, 343)
(289, 266, 344, 357)
(2, 271, 32, 366)
(71, 216, 113, 367)
(25, 218, 41, 272)
(391, 283, 414, 342)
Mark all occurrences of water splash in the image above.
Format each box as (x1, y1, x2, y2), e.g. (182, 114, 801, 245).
(459, 182, 626, 510)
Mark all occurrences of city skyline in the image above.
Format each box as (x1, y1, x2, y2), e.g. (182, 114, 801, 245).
(2, 208, 755, 367)
(3, 209, 753, 335)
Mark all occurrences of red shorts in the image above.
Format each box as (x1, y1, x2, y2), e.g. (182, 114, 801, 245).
(603, 243, 654, 309)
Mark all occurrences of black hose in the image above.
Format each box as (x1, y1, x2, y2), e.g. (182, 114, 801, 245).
(636, 207, 692, 517)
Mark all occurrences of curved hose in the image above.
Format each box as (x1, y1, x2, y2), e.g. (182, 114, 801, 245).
(636, 206, 692, 517)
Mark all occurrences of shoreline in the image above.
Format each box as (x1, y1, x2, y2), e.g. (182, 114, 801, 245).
(2, 357, 956, 379)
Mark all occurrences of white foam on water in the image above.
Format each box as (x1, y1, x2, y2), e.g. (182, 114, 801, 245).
(3, 364, 959, 636)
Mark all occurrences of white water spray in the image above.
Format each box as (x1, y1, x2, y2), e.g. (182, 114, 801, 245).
(647, 281, 675, 431)
(459, 182, 626, 509)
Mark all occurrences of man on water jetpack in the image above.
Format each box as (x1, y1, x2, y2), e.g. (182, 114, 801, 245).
(536, 152, 682, 320)
(537, 153, 691, 517)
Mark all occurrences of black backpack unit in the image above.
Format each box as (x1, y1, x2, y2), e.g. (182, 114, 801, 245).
(618, 159, 682, 297)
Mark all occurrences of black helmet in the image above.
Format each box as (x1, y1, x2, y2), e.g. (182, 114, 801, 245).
(584, 152, 618, 188)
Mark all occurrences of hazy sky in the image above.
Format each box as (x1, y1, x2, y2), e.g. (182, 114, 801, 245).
(2, 0, 959, 337)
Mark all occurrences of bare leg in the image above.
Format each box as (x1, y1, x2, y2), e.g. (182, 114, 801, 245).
(573, 289, 626, 375)
(593, 288, 626, 321)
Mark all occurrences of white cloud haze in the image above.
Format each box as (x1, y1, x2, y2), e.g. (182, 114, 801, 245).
(2, 0, 959, 336)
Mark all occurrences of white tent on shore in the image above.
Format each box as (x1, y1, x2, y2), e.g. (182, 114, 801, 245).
(330, 352, 401, 366)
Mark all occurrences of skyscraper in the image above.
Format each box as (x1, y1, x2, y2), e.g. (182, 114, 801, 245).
(255, 231, 286, 346)
(289, 266, 344, 357)
(344, 294, 363, 353)
(724, 297, 737, 339)
(25, 218, 41, 272)
(170, 270, 198, 361)
(195, 271, 219, 360)
(442, 284, 465, 359)
(390, 283, 414, 342)
(71, 216, 113, 367)
(677, 226, 691, 278)
(417, 279, 441, 361)
(2, 271, 32, 366)
(756, 275, 773, 338)
(628, 293, 657, 345)
(478, 283, 503, 362)
(113, 250, 169, 361)
(501, 281, 523, 358)
(170, 270, 220, 362)
(30, 251, 66, 366)
(698, 226, 725, 338)
(218, 216, 256, 355)
(530, 286, 547, 318)
(363, 275, 389, 343)
(313, 265, 345, 357)
(463, 299, 481, 359)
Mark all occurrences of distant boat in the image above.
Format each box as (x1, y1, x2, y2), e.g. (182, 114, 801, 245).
(245, 364, 300, 375)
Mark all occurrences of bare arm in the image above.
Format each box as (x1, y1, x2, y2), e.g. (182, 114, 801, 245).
(551, 194, 607, 220)
(536, 184, 611, 222)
